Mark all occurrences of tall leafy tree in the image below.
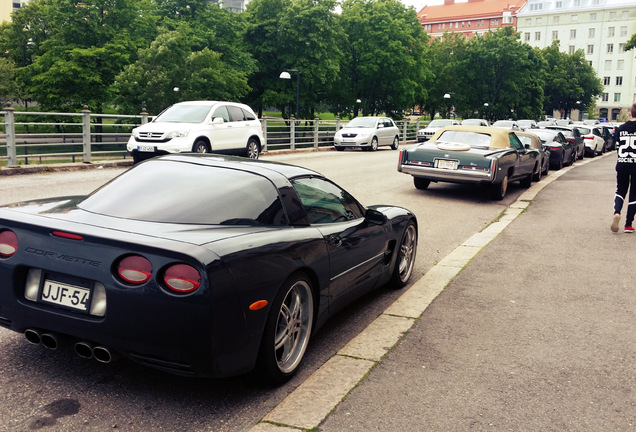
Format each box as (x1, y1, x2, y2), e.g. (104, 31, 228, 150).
(541, 40, 602, 118)
(0, 0, 157, 112)
(338, 0, 430, 118)
(0, 58, 18, 105)
(460, 27, 544, 121)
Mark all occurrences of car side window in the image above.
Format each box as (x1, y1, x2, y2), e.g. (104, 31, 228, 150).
(211, 106, 230, 122)
(291, 177, 364, 224)
(228, 106, 245, 122)
(242, 108, 256, 121)
(509, 134, 523, 150)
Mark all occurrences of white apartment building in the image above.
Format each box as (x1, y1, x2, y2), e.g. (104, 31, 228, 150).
(517, 0, 636, 121)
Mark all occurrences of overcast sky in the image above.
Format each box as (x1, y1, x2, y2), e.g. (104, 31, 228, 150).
(399, 0, 468, 12)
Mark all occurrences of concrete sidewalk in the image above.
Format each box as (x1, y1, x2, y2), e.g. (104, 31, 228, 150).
(251, 152, 636, 431)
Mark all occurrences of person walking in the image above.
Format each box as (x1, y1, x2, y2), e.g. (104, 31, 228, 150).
(611, 103, 636, 233)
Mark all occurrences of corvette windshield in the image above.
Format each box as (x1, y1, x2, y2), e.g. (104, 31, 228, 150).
(154, 105, 212, 123)
(79, 161, 286, 225)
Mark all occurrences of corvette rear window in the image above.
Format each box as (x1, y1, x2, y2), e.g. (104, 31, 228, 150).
(79, 161, 286, 225)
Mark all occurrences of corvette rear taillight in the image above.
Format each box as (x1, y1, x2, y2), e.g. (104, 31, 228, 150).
(162, 264, 201, 294)
(116, 255, 152, 284)
(0, 230, 18, 258)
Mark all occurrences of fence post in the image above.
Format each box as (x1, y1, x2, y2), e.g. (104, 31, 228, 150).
(140, 108, 149, 125)
(402, 120, 408, 141)
(82, 106, 91, 163)
(313, 118, 319, 148)
(262, 118, 268, 152)
(5, 108, 17, 167)
(290, 116, 296, 150)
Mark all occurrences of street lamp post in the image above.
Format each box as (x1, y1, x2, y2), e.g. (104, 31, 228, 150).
(279, 68, 300, 119)
(22, 40, 35, 110)
(444, 93, 452, 119)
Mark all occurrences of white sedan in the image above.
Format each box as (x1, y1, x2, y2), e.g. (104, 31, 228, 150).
(334, 116, 400, 151)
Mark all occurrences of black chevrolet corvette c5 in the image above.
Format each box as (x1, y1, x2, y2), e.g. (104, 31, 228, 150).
(0, 154, 417, 384)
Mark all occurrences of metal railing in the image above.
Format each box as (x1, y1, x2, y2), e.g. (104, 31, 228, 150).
(1, 108, 423, 167)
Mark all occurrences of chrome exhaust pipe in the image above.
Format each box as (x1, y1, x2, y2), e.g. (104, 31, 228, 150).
(93, 346, 115, 364)
(24, 329, 42, 345)
(74, 341, 95, 359)
(40, 333, 60, 350)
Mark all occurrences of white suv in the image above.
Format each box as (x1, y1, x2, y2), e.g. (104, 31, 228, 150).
(127, 101, 264, 163)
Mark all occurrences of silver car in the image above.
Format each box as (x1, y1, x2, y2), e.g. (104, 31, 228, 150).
(334, 116, 400, 151)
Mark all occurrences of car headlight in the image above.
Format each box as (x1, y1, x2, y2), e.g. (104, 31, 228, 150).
(357, 132, 370, 139)
(131, 128, 140, 139)
(167, 130, 190, 139)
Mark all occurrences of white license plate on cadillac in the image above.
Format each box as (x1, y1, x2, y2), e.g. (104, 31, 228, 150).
(437, 159, 457, 170)
(41, 280, 90, 311)
(137, 145, 155, 152)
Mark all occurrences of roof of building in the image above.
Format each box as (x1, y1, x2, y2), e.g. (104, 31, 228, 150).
(418, 0, 528, 22)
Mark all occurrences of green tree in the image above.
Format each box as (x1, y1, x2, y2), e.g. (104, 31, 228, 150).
(338, 0, 430, 118)
(112, 25, 252, 114)
(541, 40, 602, 118)
(0, 0, 157, 112)
(0, 58, 18, 105)
(419, 32, 466, 120)
(625, 33, 636, 51)
(459, 27, 544, 121)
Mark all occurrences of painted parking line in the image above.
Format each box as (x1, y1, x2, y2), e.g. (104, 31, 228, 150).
(249, 154, 605, 432)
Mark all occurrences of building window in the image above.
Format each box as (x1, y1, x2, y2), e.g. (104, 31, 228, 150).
(556, 0, 562, 7)
(590, 13, 597, 21)
(589, 28, 595, 38)
(525, 32, 531, 42)
(617, 60, 624, 70)
(552, 31, 559, 40)
(604, 77, 611, 86)
(536, 17, 542, 25)
(587, 45, 594, 55)
(605, 60, 612, 70)
(623, 11, 630, 19)
(609, 11, 616, 20)
(621, 26, 627, 37)
(614, 93, 621, 102)
(607, 44, 614, 54)
(570, 29, 576, 39)
(553, 16, 560, 24)
(525, 18, 531, 25)
(569, 45, 575, 54)
(602, 93, 609, 102)
(571, 15, 578, 22)
(589, 61, 593, 67)
(616, 77, 623, 86)
(535, 32, 541, 41)
(619, 43, 625, 53)
(503, 12, 512, 24)
(608, 27, 615, 37)
(573, 0, 580, 5)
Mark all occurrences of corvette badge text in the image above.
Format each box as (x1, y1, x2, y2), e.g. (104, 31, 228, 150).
(24, 247, 101, 267)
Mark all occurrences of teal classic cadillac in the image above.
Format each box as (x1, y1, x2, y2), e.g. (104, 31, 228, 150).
(397, 125, 541, 200)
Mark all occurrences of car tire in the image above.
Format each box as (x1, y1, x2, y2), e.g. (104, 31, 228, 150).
(532, 162, 542, 182)
(246, 138, 260, 159)
(254, 273, 314, 385)
(370, 137, 379, 151)
(413, 177, 430, 190)
(490, 175, 508, 200)
(542, 160, 549, 176)
(391, 136, 399, 150)
(389, 221, 417, 289)
(192, 140, 210, 153)
(335, 147, 345, 151)
(555, 152, 564, 170)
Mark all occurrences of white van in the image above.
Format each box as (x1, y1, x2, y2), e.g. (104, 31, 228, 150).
(127, 101, 264, 162)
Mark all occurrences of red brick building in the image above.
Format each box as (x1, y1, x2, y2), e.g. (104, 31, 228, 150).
(418, 0, 528, 40)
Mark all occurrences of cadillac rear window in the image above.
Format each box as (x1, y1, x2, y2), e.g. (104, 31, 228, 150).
(79, 161, 286, 225)
(436, 131, 492, 148)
